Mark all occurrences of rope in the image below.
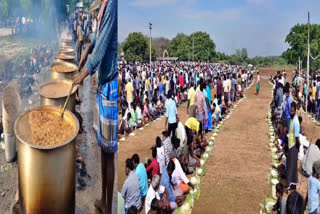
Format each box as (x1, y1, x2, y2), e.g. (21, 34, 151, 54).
(292, 124, 316, 213)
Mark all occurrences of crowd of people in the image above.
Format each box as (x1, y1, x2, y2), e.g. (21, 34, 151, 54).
(271, 70, 320, 121)
(118, 61, 256, 213)
(68, 11, 98, 63)
(269, 70, 320, 214)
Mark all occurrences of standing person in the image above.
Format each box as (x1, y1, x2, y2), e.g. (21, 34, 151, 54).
(206, 82, 212, 105)
(216, 76, 223, 104)
(91, 12, 98, 42)
(72, 14, 78, 43)
(222, 75, 229, 107)
(165, 90, 177, 139)
(231, 74, 236, 102)
(125, 78, 134, 109)
(72, 0, 117, 213)
(284, 83, 292, 129)
(276, 81, 284, 122)
(132, 154, 149, 210)
(286, 102, 300, 189)
(195, 81, 207, 126)
(312, 82, 317, 116)
(187, 81, 196, 117)
(121, 159, 142, 213)
(306, 161, 320, 214)
(256, 71, 260, 95)
(76, 16, 84, 63)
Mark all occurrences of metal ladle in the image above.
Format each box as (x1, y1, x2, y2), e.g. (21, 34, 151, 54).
(60, 84, 75, 117)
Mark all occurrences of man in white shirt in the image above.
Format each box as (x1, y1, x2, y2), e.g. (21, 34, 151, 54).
(145, 175, 161, 214)
(172, 158, 194, 194)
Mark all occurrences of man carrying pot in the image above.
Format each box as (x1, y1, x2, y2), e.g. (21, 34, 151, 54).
(73, 0, 117, 213)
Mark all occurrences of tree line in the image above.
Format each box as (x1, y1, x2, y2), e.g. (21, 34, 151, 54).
(120, 24, 320, 71)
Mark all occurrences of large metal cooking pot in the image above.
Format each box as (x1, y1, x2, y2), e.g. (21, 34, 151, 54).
(39, 80, 78, 113)
(59, 48, 75, 56)
(61, 39, 73, 48)
(50, 61, 78, 81)
(14, 106, 79, 214)
(55, 53, 75, 63)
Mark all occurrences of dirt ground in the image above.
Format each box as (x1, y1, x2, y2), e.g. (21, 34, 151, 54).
(193, 73, 271, 213)
(117, 67, 320, 213)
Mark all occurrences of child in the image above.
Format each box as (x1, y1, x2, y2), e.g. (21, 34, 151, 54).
(272, 183, 286, 214)
(256, 71, 260, 95)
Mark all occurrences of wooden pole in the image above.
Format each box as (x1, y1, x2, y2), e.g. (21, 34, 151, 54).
(149, 22, 152, 73)
(306, 12, 310, 111)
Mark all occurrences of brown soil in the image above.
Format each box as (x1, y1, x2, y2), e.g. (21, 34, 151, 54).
(17, 110, 76, 146)
(51, 63, 77, 73)
(193, 71, 272, 213)
(40, 81, 74, 98)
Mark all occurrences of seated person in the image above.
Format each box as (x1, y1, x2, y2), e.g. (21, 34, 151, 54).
(130, 103, 141, 128)
(176, 120, 187, 150)
(121, 159, 142, 212)
(149, 100, 159, 118)
(136, 102, 143, 126)
(272, 183, 286, 214)
(180, 142, 200, 175)
(193, 137, 208, 158)
(118, 113, 132, 135)
(156, 97, 165, 115)
(127, 206, 138, 214)
(143, 99, 155, 123)
(145, 175, 161, 214)
(132, 154, 149, 207)
(156, 137, 165, 175)
(171, 157, 194, 194)
(160, 160, 185, 212)
(146, 147, 160, 180)
(212, 103, 222, 124)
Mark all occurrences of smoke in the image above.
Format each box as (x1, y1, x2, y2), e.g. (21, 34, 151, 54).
(7, 0, 72, 40)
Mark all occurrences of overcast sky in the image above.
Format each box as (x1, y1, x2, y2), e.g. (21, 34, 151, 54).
(119, 0, 320, 57)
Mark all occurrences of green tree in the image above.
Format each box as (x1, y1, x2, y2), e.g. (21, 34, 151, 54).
(122, 32, 148, 62)
(283, 24, 320, 71)
(189, 31, 216, 61)
(168, 33, 190, 61)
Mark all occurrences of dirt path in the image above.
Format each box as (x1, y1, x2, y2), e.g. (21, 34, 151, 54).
(193, 78, 272, 213)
